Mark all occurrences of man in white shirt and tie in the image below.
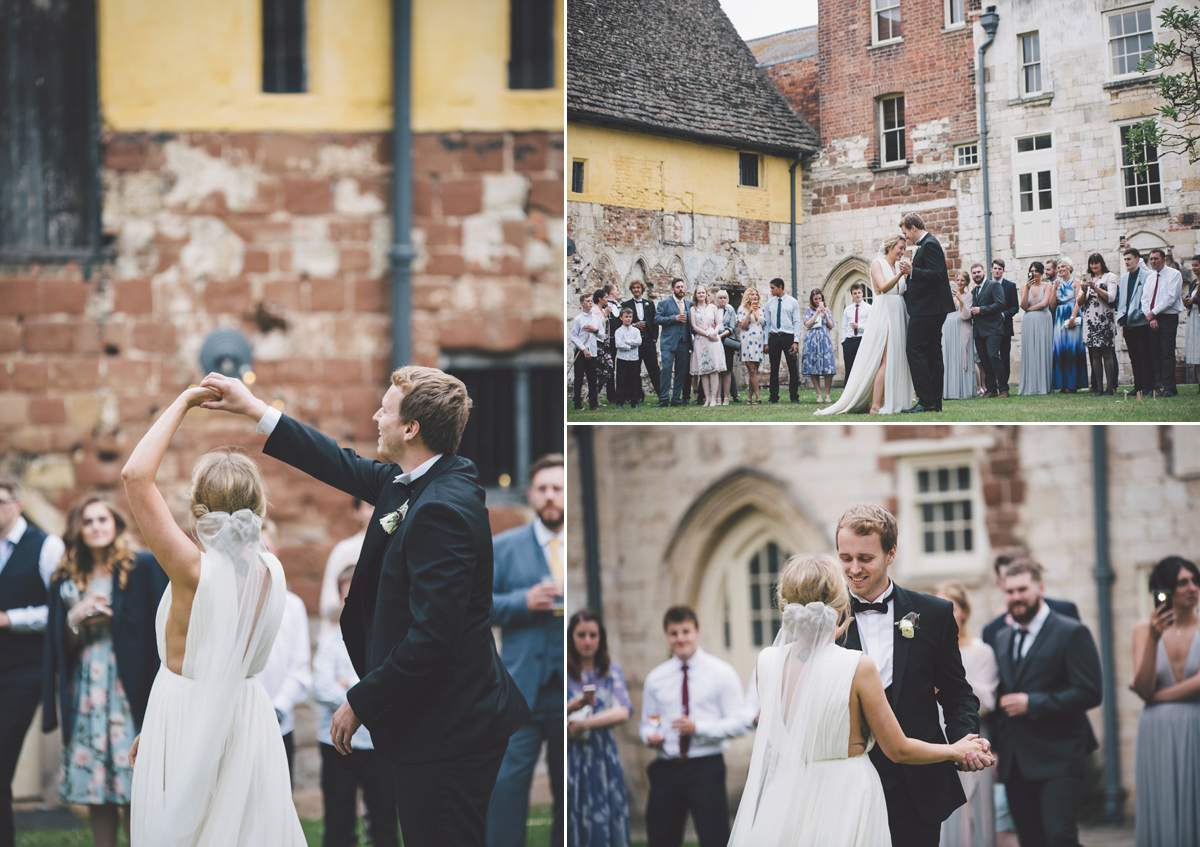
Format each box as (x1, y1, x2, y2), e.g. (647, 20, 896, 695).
(763, 277, 802, 403)
(840, 282, 870, 383)
(1142, 247, 1184, 396)
(639, 606, 747, 847)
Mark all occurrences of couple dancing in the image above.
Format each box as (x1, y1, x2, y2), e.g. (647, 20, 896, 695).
(816, 213, 953, 416)
(119, 368, 527, 846)
(729, 505, 992, 847)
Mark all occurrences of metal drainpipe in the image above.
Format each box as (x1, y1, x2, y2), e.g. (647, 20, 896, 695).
(576, 428, 603, 616)
(1091, 425, 1125, 822)
(390, 0, 417, 370)
(789, 154, 802, 298)
(978, 8, 1000, 271)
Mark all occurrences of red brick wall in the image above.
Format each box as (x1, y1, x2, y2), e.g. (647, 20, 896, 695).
(762, 55, 820, 139)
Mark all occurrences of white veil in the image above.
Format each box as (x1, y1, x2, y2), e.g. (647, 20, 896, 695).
(728, 601, 843, 847)
(147, 509, 284, 847)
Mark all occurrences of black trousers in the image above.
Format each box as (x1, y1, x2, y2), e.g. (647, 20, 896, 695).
(766, 332, 799, 401)
(645, 755, 730, 847)
(975, 333, 1008, 393)
(392, 740, 508, 847)
(616, 358, 643, 406)
(1124, 324, 1156, 394)
(908, 313, 946, 408)
(842, 337, 862, 383)
(638, 335, 662, 395)
(1152, 313, 1179, 393)
(1005, 772, 1085, 847)
(0, 681, 40, 847)
(882, 779, 941, 847)
(320, 744, 399, 847)
(572, 354, 598, 409)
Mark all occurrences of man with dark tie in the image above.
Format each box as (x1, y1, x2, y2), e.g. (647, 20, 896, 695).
(1117, 247, 1155, 400)
(971, 262, 1010, 397)
(638, 607, 746, 847)
(840, 282, 870, 383)
(622, 280, 660, 397)
(763, 277, 801, 404)
(993, 259, 1020, 382)
(1142, 247, 1184, 397)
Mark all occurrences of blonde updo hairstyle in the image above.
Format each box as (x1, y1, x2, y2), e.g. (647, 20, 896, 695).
(881, 234, 905, 255)
(190, 448, 267, 520)
(776, 553, 852, 620)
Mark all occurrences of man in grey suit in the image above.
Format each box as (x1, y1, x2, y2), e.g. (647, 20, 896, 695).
(993, 559, 1102, 847)
(654, 278, 692, 407)
(971, 262, 1010, 397)
(488, 454, 565, 847)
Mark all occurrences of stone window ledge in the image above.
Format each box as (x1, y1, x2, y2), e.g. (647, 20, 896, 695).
(868, 38, 905, 52)
(870, 162, 909, 174)
(1104, 75, 1159, 93)
(1008, 93, 1054, 107)
(1115, 207, 1167, 219)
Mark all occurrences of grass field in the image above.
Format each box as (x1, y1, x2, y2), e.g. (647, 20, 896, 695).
(568, 385, 1200, 423)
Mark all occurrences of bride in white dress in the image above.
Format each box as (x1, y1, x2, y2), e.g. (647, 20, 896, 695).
(815, 235, 913, 415)
(121, 387, 306, 847)
(728, 555, 988, 847)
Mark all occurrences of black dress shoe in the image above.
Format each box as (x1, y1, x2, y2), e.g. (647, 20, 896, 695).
(671, 400, 684, 406)
(901, 403, 931, 413)
(654, 400, 670, 408)
(767, 398, 779, 404)
(1163, 390, 1178, 397)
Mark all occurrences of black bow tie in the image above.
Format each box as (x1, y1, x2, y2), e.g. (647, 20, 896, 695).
(852, 598, 890, 614)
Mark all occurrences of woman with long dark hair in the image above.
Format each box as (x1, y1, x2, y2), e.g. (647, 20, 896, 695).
(42, 495, 167, 847)
(567, 609, 631, 847)
(1077, 252, 1119, 394)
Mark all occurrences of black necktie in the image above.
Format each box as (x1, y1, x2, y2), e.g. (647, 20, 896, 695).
(852, 597, 889, 615)
(1013, 628, 1028, 663)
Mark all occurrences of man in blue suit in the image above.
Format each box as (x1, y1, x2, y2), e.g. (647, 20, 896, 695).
(488, 454, 565, 847)
(654, 278, 692, 407)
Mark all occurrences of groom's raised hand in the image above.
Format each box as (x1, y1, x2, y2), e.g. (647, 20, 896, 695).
(198, 372, 269, 422)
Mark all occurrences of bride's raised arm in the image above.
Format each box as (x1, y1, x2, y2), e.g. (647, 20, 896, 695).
(870, 257, 905, 295)
(121, 387, 217, 589)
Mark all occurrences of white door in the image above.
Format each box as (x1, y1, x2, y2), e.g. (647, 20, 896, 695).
(1012, 134, 1058, 258)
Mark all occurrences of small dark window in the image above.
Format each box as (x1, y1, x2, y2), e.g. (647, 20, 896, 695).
(509, 0, 555, 90)
(571, 161, 585, 193)
(1017, 134, 1053, 153)
(739, 152, 759, 187)
(263, 0, 307, 93)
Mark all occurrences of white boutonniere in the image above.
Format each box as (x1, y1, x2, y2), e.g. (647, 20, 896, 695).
(379, 501, 410, 534)
(896, 612, 920, 639)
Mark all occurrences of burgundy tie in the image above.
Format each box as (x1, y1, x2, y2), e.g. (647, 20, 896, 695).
(1150, 273, 1160, 313)
(854, 304, 860, 336)
(680, 662, 690, 758)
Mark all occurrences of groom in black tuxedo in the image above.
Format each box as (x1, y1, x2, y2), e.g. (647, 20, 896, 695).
(898, 212, 954, 412)
(836, 504, 986, 847)
(199, 368, 529, 847)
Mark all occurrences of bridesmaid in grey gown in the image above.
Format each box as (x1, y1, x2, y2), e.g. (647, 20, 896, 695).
(942, 272, 976, 401)
(1132, 556, 1200, 847)
(1018, 262, 1054, 395)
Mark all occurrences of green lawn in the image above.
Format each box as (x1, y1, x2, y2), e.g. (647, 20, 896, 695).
(568, 386, 1200, 423)
(16, 805, 556, 847)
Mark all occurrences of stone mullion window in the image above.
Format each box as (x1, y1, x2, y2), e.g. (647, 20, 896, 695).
(1119, 123, 1162, 209)
(747, 542, 785, 648)
(879, 95, 906, 166)
(1020, 33, 1042, 95)
(1107, 6, 1155, 78)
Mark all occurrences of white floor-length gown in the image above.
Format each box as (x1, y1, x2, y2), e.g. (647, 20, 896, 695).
(728, 603, 891, 847)
(815, 257, 913, 415)
(131, 510, 306, 847)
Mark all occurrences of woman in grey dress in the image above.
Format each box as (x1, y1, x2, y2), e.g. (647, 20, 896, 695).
(1018, 262, 1054, 395)
(942, 272, 976, 401)
(1185, 262, 1200, 391)
(1132, 556, 1200, 847)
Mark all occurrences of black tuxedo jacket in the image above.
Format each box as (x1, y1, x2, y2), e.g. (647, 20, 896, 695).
(992, 608, 1101, 782)
(840, 584, 979, 824)
(622, 296, 658, 342)
(972, 279, 1006, 338)
(264, 416, 529, 764)
(1001, 278, 1019, 337)
(903, 233, 954, 318)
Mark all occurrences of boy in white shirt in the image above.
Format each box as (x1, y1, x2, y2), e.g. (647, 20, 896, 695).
(614, 307, 643, 408)
(570, 294, 599, 410)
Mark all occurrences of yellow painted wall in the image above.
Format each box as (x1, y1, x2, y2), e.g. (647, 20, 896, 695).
(567, 123, 799, 224)
(100, 0, 563, 132)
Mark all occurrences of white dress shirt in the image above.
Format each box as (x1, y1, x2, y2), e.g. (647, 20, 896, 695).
(570, 311, 599, 356)
(312, 629, 376, 750)
(614, 325, 642, 361)
(841, 299, 871, 340)
(764, 294, 802, 342)
(1011, 596, 1052, 663)
(255, 591, 313, 737)
(631, 299, 646, 323)
(1142, 264, 1184, 316)
(852, 580, 896, 689)
(638, 647, 747, 759)
(1, 516, 66, 632)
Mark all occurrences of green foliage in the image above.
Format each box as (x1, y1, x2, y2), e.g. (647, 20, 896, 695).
(1127, 6, 1200, 172)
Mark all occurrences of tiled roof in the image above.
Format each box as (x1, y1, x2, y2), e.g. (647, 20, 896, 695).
(747, 26, 819, 67)
(567, 0, 819, 156)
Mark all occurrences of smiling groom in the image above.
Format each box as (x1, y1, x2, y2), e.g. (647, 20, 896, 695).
(199, 367, 529, 847)
(836, 504, 984, 847)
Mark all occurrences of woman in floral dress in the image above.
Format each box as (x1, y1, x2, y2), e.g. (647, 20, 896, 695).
(567, 610, 632, 847)
(1077, 252, 1119, 395)
(801, 288, 837, 403)
(43, 495, 166, 847)
(738, 287, 765, 404)
(689, 286, 726, 407)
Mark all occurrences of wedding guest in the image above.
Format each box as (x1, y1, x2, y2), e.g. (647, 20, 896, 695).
(801, 288, 837, 403)
(1044, 258, 1058, 287)
(763, 278, 802, 404)
(1132, 556, 1200, 847)
(318, 497, 374, 642)
(1185, 257, 1200, 392)
(716, 290, 739, 405)
(571, 294, 600, 411)
(314, 565, 399, 847)
(0, 476, 64, 847)
(1077, 253, 1119, 395)
(943, 271, 975, 401)
(1118, 247, 1156, 401)
(1051, 258, 1087, 392)
(994, 260, 1021, 385)
(43, 495, 167, 847)
(654, 279, 692, 408)
(567, 610, 631, 847)
(1144, 247, 1184, 397)
(639, 606, 746, 847)
(737, 288, 765, 405)
(689, 286, 726, 408)
(1018, 262, 1055, 396)
(840, 282, 870, 384)
(614, 308, 644, 409)
(591, 289, 617, 406)
(935, 582, 999, 847)
(622, 280, 660, 396)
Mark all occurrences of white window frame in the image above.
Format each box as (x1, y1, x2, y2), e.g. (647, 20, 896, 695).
(1106, 5, 1156, 79)
(1020, 32, 1042, 96)
(944, 0, 966, 30)
(894, 450, 988, 579)
(879, 94, 906, 167)
(872, 0, 903, 46)
(955, 143, 979, 169)
(1116, 119, 1164, 211)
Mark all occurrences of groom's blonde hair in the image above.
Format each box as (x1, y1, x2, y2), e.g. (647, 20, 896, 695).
(391, 366, 472, 455)
(777, 554, 850, 618)
(837, 504, 899, 554)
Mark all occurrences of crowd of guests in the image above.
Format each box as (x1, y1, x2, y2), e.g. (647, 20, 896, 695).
(570, 246, 1199, 410)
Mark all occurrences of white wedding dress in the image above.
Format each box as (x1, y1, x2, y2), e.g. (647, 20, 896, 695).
(728, 603, 891, 847)
(130, 510, 306, 847)
(815, 257, 913, 415)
